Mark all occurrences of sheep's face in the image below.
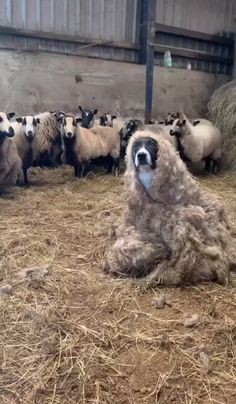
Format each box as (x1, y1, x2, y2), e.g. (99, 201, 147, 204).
(60, 116, 80, 139)
(19, 116, 40, 140)
(123, 120, 140, 140)
(99, 114, 117, 127)
(165, 112, 180, 125)
(170, 119, 186, 138)
(79, 106, 98, 128)
(131, 137, 158, 190)
(0, 112, 15, 138)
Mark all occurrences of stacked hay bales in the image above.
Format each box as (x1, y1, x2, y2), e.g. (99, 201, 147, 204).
(208, 80, 236, 170)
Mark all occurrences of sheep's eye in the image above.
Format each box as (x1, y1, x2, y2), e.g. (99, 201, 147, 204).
(22, 118, 26, 125)
(0, 117, 3, 123)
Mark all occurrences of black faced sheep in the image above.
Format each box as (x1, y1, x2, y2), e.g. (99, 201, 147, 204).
(78, 106, 98, 129)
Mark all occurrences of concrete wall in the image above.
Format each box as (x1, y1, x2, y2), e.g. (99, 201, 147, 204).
(0, 50, 229, 119)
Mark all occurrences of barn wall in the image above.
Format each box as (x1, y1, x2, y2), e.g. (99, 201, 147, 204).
(0, 50, 228, 118)
(155, 0, 236, 35)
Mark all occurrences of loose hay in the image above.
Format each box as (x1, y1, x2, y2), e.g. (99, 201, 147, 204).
(0, 167, 236, 403)
(208, 80, 236, 170)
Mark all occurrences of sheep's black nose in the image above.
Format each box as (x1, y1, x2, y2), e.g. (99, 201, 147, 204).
(8, 126, 15, 137)
(66, 132, 73, 138)
(27, 130, 33, 137)
(137, 152, 147, 165)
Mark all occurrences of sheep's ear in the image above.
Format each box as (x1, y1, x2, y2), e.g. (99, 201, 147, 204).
(57, 116, 64, 123)
(78, 106, 83, 112)
(182, 119, 186, 125)
(36, 118, 40, 124)
(193, 120, 200, 126)
(76, 117, 82, 123)
(93, 109, 98, 115)
(7, 112, 15, 120)
(111, 115, 117, 120)
(16, 117, 22, 123)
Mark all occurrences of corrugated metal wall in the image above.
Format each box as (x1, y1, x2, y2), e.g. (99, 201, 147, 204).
(0, 0, 234, 71)
(0, 0, 138, 42)
(155, 0, 235, 35)
(0, 0, 139, 62)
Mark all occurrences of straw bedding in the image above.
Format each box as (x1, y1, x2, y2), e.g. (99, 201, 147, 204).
(0, 167, 236, 403)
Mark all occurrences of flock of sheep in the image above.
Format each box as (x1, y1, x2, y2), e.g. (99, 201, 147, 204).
(0, 106, 222, 189)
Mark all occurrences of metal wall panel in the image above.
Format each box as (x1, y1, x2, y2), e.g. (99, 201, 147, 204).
(0, 0, 138, 42)
(155, 0, 235, 35)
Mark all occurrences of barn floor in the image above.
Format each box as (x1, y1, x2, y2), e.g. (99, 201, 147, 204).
(0, 167, 236, 404)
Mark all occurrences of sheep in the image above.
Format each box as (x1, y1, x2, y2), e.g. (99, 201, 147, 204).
(0, 112, 22, 186)
(170, 116, 222, 174)
(99, 114, 117, 127)
(165, 112, 213, 127)
(59, 115, 120, 177)
(33, 112, 63, 168)
(78, 106, 98, 128)
(12, 116, 40, 185)
(192, 118, 213, 126)
(105, 130, 236, 286)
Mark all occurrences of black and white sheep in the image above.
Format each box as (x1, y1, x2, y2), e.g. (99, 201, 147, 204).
(59, 115, 120, 177)
(12, 116, 40, 185)
(170, 116, 222, 174)
(99, 114, 117, 127)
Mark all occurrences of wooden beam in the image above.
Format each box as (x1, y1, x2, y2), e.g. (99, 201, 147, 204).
(154, 23, 234, 46)
(154, 44, 233, 64)
(0, 25, 138, 51)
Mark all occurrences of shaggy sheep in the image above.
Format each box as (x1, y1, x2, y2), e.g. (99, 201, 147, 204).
(170, 116, 222, 174)
(0, 112, 22, 186)
(78, 106, 98, 129)
(105, 130, 236, 286)
(12, 116, 40, 185)
(33, 112, 63, 167)
(59, 115, 120, 177)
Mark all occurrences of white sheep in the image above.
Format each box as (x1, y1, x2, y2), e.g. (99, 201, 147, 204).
(192, 118, 213, 126)
(0, 112, 22, 186)
(170, 116, 222, 173)
(59, 115, 120, 177)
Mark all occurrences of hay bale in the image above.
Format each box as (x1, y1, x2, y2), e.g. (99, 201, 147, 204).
(208, 80, 236, 170)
